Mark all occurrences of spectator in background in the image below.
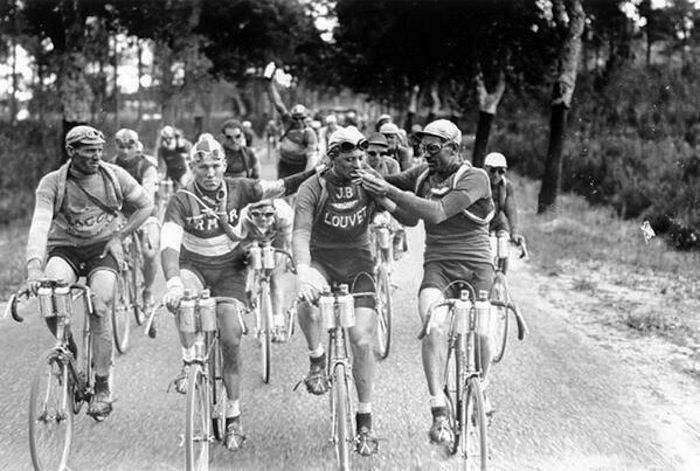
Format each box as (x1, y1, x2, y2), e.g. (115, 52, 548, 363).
(241, 120, 255, 148)
(156, 125, 192, 188)
(375, 114, 393, 132)
(318, 114, 339, 157)
(220, 119, 261, 179)
(380, 122, 412, 171)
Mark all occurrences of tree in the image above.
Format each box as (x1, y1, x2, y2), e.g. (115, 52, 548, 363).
(537, 0, 586, 214)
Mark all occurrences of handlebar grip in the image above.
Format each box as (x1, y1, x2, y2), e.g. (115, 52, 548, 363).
(10, 293, 24, 323)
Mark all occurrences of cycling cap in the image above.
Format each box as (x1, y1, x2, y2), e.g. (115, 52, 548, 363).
(160, 125, 176, 138)
(190, 134, 225, 164)
(115, 128, 139, 145)
(417, 119, 462, 146)
(325, 114, 337, 125)
(249, 199, 275, 209)
(367, 132, 389, 148)
(242, 120, 252, 128)
(379, 122, 401, 135)
(484, 152, 508, 168)
(65, 125, 105, 147)
(328, 126, 367, 150)
(291, 104, 308, 119)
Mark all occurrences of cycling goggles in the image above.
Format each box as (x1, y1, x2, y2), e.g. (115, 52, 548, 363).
(331, 139, 369, 153)
(420, 142, 449, 155)
(250, 210, 275, 219)
(489, 167, 506, 175)
(66, 126, 105, 147)
(192, 148, 224, 163)
(224, 132, 244, 140)
(367, 150, 390, 158)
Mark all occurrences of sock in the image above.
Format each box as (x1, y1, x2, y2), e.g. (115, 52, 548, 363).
(429, 395, 446, 409)
(225, 416, 240, 428)
(356, 412, 372, 431)
(357, 402, 372, 414)
(182, 346, 195, 363)
(226, 399, 241, 418)
(309, 345, 324, 359)
(273, 314, 284, 327)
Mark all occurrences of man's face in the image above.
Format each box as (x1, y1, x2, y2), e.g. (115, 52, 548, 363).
(193, 156, 226, 191)
(366, 144, 388, 168)
(222, 127, 245, 151)
(161, 135, 176, 150)
(384, 133, 399, 150)
(291, 115, 305, 129)
(332, 149, 365, 181)
(69, 144, 104, 174)
(486, 165, 505, 185)
(249, 205, 276, 231)
(116, 140, 139, 160)
(421, 135, 458, 173)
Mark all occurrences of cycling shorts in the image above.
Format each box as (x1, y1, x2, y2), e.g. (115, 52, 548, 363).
(420, 260, 493, 299)
(310, 246, 376, 309)
(181, 260, 246, 302)
(48, 240, 119, 278)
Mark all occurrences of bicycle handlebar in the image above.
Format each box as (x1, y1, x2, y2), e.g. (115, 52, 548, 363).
(4, 281, 92, 323)
(417, 299, 456, 340)
(274, 248, 297, 274)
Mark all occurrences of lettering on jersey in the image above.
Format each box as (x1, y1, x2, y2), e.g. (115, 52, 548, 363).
(334, 186, 354, 199)
(184, 208, 239, 232)
(322, 206, 367, 228)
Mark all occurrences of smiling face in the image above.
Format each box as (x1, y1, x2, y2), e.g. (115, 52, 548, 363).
(69, 144, 104, 174)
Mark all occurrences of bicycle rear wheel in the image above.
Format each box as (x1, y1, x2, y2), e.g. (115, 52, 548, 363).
(444, 335, 465, 455)
(460, 377, 488, 471)
(259, 282, 272, 383)
(331, 363, 353, 471)
(209, 339, 226, 442)
(375, 265, 392, 360)
(185, 364, 210, 471)
(489, 274, 509, 364)
(29, 350, 73, 471)
(130, 241, 146, 325)
(112, 271, 131, 354)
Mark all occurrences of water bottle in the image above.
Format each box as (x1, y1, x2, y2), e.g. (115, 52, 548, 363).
(319, 290, 336, 330)
(474, 290, 490, 336)
(53, 284, 72, 320)
(377, 227, 391, 250)
(38, 285, 54, 318)
(498, 233, 509, 260)
(337, 284, 356, 328)
(454, 290, 471, 334)
(249, 245, 262, 270)
(179, 290, 196, 334)
(262, 244, 276, 270)
(198, 289, 217, 332)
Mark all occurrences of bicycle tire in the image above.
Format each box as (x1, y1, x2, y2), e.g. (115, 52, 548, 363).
(209, 338, 226, 442)
(489, 273, 509, 364)
(29, 350, 73, 471)
(332, 363, 352, 471)
(375, 265, 392, 360)
(461, 377, 488, 471)
(112, 271, 131, 354)
(260, 282, 272, 383)
(185, 364, 210, 471)
(285, 302, 296, 340)
(444, 334, 465, 455)
(131, 240, 146, 326)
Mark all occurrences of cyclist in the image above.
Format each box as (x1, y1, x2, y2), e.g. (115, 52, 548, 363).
(156, 125, 191, 188)
(358, 119, 495, 446)
(25, 125, 153, 420)
(379, 122, 412, 171)
(241, 120, 255, 148)
(484, 152, 523, 268)
(113, 128, 160, 309)
(161, 134, 318, 451)
(265, 67, 318, 178)
(220, 119, 261, 179)
(237, 198, 294, 342)
(293, 126, 394, 457)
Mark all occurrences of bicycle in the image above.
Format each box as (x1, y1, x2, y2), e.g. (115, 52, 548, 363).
(111, 232, 147, 354)
(147, 290, 248, 471)
(488, 233, 529, 364)
(315, 283, 377, 470)
(4, 279, 102, 471)
(247, 241, 296, 383)
(418, 281, 490, 471)
(368, 221, 394, 360)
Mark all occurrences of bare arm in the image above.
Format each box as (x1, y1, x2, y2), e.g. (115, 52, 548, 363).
(267, 79, 288, 116)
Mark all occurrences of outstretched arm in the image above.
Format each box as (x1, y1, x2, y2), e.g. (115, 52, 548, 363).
(267, 78, 288, 116)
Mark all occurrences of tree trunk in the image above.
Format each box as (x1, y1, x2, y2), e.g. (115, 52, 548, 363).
(113, 35, 120, 130)
(10, 35, 17, 125)
(537, 0, 585, 214)
(137, 40, 143, 125)
(472, 71, 506, 167)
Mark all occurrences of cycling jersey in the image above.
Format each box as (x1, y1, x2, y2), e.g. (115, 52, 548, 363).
(158, 144, 190, 181)
(387, 162, 493, 265)
(224, 146, 259, 179)
(278, 114, 317, 167)
(115, 154, 157, 185)
(237, 199, 293, 245)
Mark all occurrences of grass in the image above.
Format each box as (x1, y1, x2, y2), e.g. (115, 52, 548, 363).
(0, 218, 30, 298)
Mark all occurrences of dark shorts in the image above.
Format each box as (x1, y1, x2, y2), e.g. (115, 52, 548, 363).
(48, 241, 119, 279)
(181, 260, 247, 302)
(420, 260, 493, 299)
(311, 246, 376, 309)
(277, 159, 306, 179)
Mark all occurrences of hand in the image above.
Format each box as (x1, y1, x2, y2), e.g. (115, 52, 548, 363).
(296, 265, 329, 304)
(374, 196, 397, 212)
(26, 265, 44, 295)
(511, 233, 524, 246)
(164, 278, 184, 313)
(101, 235, 125, 268)
(263, 61, 276, 80)
(357, 169, 392, 197)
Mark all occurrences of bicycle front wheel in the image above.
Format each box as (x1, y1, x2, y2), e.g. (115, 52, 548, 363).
(489, 273, 509, 364)
(29, 350, 73, 471)
(375, 265, 392, 360)
(331, 363, 353, 471)
(185, 364, 210, 471)
(112, 271, 131, 354)
(259, 282, 272, 384)
(130, 242, 146, 325)
(209, 339, 226, 442)
(460, 376, 488, 471)
(445, 335, 465, 455)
